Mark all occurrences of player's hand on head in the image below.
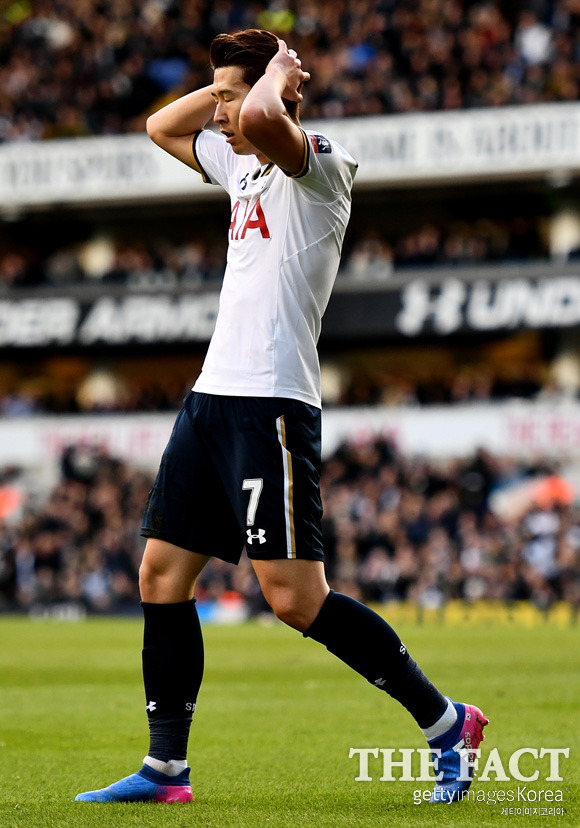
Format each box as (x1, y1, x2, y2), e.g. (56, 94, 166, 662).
(265, 39, 310, 102)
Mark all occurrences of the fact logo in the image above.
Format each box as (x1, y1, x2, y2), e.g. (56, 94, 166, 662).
(349, 746, 570, 783)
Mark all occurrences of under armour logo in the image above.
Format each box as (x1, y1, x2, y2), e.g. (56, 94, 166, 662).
(145, 701, 157, 712)
(374, 677, 386, 687)
(247, 528, 266, 545)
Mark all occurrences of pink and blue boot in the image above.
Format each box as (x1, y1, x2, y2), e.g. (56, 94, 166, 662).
(75, 764, 193, 803)
(429, 701, 489, 803)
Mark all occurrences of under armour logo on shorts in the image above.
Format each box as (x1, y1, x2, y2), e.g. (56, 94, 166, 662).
(247, 528, 266, 545)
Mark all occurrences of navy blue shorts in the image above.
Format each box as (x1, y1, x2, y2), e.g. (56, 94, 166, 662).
(141, 392, 324, 564)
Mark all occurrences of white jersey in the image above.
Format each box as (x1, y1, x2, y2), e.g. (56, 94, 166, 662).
(191, 128, 357, 408)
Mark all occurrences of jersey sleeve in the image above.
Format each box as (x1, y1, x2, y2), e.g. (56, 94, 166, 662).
(286, 130, 358, 201)
(191, 130, 238, 192)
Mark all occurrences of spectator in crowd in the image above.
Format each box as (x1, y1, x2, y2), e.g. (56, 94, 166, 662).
(0, 251, 36, 288)
(340, 234, 394, 282)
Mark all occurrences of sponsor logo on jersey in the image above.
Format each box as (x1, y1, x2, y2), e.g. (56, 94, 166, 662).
(229, 197, 271, 241)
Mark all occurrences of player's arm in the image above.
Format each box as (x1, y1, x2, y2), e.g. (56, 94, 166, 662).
(146, 86, 216, 172)
(239, 40, 310, 176)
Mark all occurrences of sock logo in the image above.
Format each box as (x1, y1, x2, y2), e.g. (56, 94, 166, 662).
(374, 678, 387, 687)
(145, 701, 157, 712)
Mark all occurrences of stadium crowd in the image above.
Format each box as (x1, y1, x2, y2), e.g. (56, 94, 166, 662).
(0, 216, 549, 291)
(0, 440, 578, 616)
(0, 0, 578, 142)
(0, 359, 570, 416)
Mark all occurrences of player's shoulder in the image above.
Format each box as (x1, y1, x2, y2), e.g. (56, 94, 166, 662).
(299, 129, 358, 183)
(286, 128, 357, 194)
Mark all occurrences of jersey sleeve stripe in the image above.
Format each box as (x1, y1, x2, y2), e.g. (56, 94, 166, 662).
(191, 131, 213, 184)
(276, 415, 297, 560)
(285, 129, 310, 179)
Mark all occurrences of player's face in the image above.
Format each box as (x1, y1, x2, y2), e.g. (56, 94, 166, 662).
(212, 66, 261, 157)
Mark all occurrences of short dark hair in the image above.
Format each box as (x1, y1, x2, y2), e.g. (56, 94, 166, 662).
(209, 29, 300, 121)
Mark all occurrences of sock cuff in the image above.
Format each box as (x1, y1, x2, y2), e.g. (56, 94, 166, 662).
(303, 589, 335, 638)
(140, 598, 197, 609)
(421, 697, 458, 741)
(141, 598, 200, 644)
(144, 755, 189, 776)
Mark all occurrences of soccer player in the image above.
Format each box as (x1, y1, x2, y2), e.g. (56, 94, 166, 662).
(75, 29, 487, 806)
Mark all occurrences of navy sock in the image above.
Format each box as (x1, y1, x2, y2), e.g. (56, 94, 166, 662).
(141, 599, 204, 762)
(304, 591, 447, 729)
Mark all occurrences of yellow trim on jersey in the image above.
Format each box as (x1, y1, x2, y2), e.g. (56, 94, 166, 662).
(276, 415, 297, 559)
(285, 129, 310, 179)
(191, 131, 212, 183)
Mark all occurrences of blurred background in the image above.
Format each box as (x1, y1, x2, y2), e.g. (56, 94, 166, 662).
(0, 0, 580, 622)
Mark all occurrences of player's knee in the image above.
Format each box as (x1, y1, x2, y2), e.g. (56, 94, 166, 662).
(138, 557, 162, 599)
(139, 555, 199, 603)
(138, 555, 177, 601)
(269, 591, 315, 632)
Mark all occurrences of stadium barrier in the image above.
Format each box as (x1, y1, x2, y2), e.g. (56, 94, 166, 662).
(1, 102, 579, 209)
(2, 400, 580, 474)
(371, 599, 578, 628)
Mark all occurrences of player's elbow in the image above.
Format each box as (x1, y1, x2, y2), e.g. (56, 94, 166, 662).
(146, 113, 164, 144)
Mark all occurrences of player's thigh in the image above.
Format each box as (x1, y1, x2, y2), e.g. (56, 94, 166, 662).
(139, 538, 210, 603)
(141, 392, 245, 563)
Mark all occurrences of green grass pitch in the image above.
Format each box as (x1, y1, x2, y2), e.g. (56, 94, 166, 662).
(0, 614, 578, 828)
